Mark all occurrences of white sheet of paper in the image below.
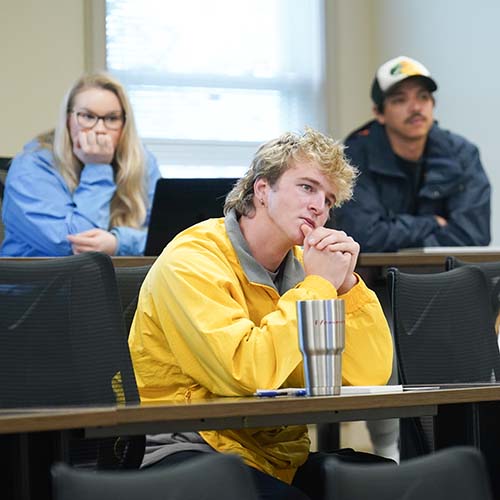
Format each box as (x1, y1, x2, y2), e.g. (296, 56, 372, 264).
(340, 385, 404, 395)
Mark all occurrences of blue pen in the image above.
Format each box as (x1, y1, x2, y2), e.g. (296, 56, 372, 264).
(255, 388, 307, 397)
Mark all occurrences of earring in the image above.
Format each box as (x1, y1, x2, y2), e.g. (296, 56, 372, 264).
(259, 199, 265, 206)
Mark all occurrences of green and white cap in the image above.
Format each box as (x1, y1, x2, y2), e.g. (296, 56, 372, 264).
(371, 55, 438, 107)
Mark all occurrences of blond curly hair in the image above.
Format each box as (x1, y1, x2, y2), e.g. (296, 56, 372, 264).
(224, 127, 358, 216)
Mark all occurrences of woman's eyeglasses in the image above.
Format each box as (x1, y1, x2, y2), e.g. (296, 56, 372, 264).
(72, 110, 125, 130)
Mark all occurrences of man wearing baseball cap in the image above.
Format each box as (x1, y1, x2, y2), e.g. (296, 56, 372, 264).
(334, 55, 491, 252)
(332, 55, 491, 464)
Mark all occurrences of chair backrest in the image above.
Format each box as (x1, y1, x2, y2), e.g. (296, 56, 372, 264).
(0, 252, 139, 408)
(52, 454, 260, 500)
(323, 446, 493, 500)
(0, 157, 11, 244)
(388, 265, 500, 386)
(446, 257, 500, 335)
(387, 265, 500, 458)
(114, 265, 151, 335)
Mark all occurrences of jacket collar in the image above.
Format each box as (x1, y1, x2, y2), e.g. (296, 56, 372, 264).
(224, 210, 305, 293)
(358, 120, 463, 194)
(362, 121, 407, 178)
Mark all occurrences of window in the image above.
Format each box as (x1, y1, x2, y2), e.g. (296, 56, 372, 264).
(102, 0, 326, 177)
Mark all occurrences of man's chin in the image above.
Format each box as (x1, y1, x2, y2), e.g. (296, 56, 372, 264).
(295, 234, 306, 247)
(405, 123, 431, 137)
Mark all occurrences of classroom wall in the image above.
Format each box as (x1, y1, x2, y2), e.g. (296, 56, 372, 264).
(325, 0, 374, 140)
(1, 0, 498, 244)
(0, 0, 86, 156)
(372, 0, 500, 245)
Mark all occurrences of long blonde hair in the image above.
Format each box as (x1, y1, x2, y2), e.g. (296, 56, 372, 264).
(38, 73, 147, 229)
(224, 127, 358, 217)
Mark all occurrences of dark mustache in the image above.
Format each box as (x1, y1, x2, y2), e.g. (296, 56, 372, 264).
(405, 113, 426, 124)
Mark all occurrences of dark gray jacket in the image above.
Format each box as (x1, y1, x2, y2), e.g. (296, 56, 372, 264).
(334, 120, 491, 252)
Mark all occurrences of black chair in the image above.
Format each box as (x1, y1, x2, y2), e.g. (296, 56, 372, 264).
(387, 266, 500, 459)
(323, 446, 493, 500)
(0, 253, 141, 498)
(0, 252, 138, 408)
(0, 156, 11, 244)
(52, 453, 260, 500)
(446, 256, 500, 336)
(114, 264, 152, 335)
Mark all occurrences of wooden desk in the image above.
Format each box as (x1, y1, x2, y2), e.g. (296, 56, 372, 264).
(1, 249, 499, 269)
(2, 387, 500, 500)
(1, 386, 498, 436)
(111, 251, 500, 269)
(112, 256, 157, 267)
(0, 256, 158, 267)
(92, 386, 500, 437)
(358, 250, 500, 268)
(112, 251, 499, 271)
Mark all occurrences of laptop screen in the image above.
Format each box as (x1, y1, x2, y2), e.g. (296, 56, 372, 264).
(144, 178, 238, 256)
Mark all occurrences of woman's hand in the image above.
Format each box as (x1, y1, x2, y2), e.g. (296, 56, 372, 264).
(67, 228, 118, 255)
(73, 130, 115, 165)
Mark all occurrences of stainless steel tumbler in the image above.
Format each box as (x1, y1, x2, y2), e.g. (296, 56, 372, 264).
(296, 299, 345, 396)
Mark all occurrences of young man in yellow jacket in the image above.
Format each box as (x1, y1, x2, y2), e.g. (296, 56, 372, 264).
(129, 128, 394, 499)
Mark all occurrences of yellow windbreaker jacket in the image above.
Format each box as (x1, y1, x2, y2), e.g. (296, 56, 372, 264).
(129, 212, 393, 483)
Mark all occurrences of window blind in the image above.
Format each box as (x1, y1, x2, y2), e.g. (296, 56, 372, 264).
(105, 0, 325, 177)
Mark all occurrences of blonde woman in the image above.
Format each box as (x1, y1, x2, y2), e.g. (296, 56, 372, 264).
(1, 73, 161, 256)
